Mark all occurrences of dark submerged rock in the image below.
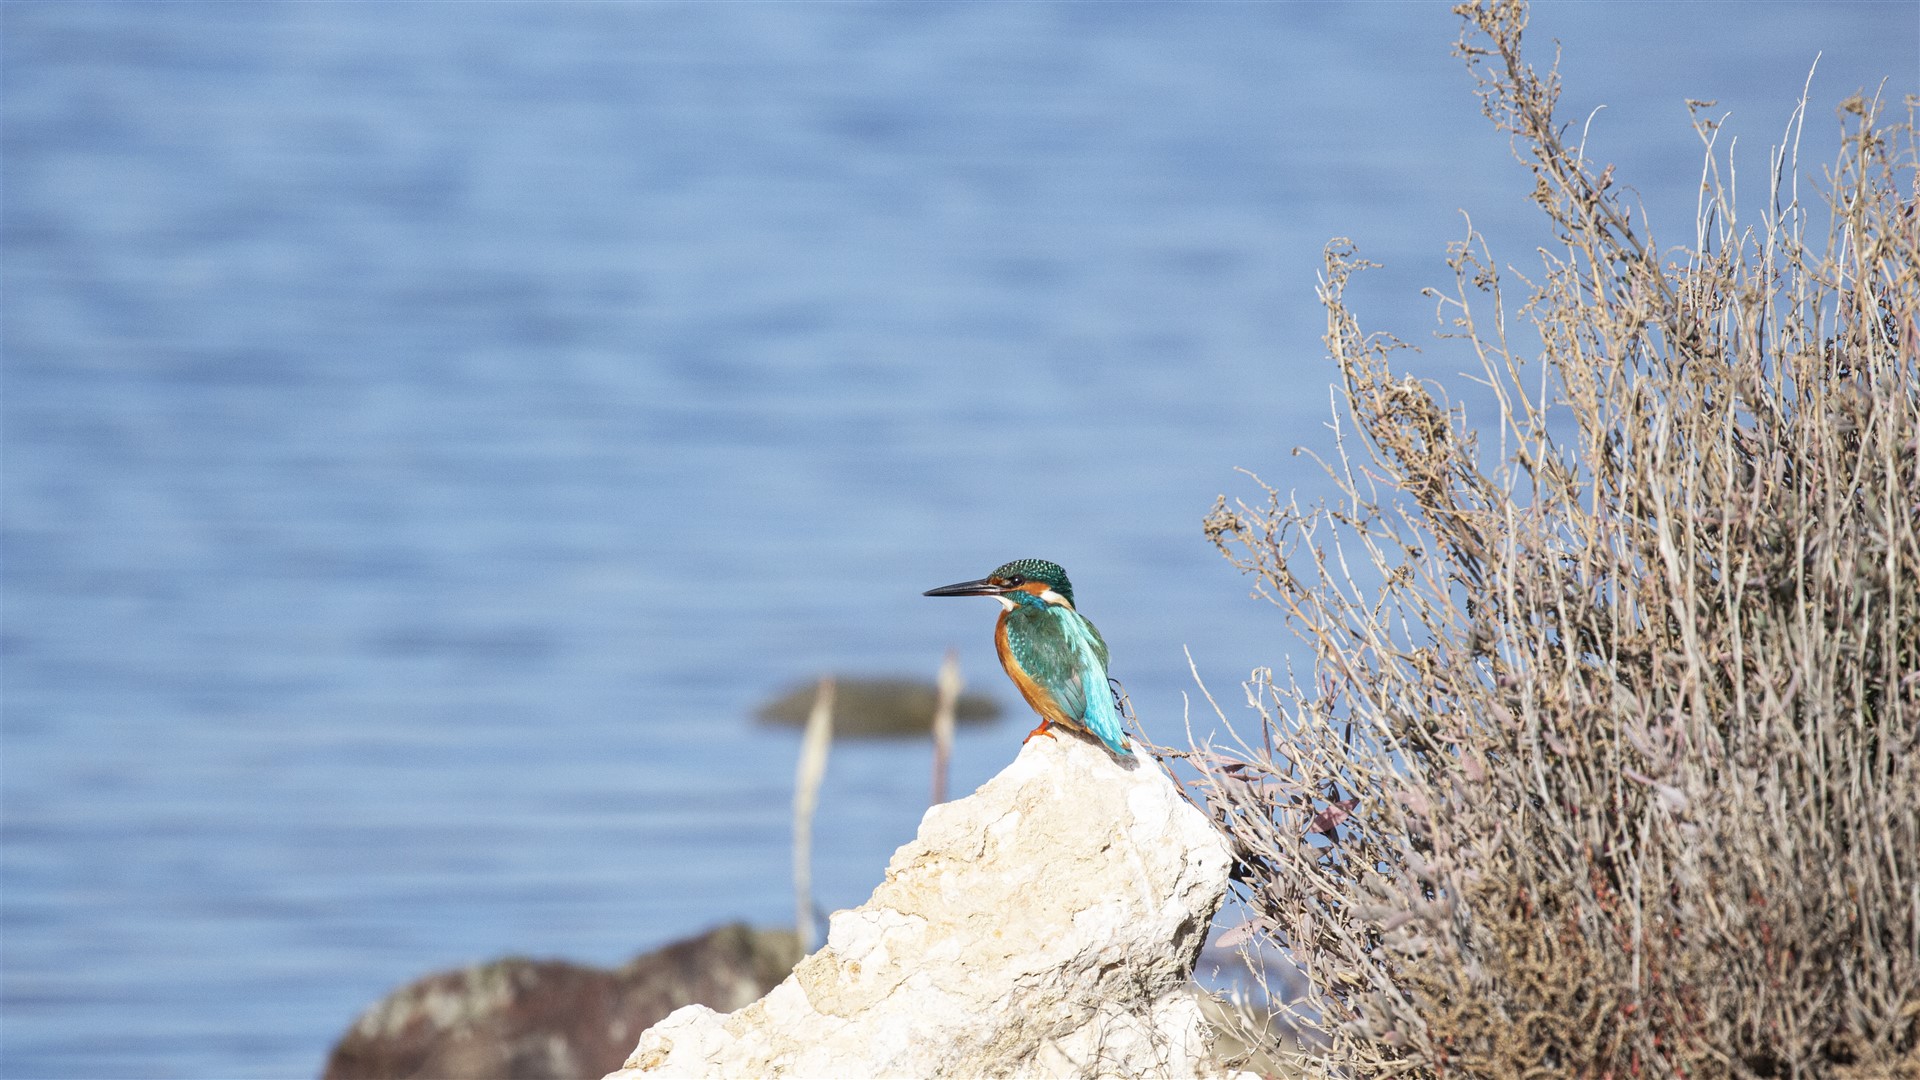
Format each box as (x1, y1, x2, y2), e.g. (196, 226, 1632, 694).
(754, 675, 1000, 737)
(322, 923, 800, 1080)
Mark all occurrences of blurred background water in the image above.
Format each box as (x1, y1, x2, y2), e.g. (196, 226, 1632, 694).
(2, 2, 1913, 1076)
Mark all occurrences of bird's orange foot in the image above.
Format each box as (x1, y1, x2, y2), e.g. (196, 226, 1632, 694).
(1022, 720, 1057, 744)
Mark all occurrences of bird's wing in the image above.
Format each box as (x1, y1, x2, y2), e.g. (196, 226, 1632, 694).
(1005, 606, 1091, 719)
(1048, 608, 1129, 755)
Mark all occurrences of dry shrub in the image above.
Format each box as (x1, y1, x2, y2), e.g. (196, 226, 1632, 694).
(1188, 2, 1920, 1076)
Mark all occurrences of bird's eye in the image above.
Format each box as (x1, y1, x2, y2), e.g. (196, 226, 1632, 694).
(1004, 575, 1024, 587)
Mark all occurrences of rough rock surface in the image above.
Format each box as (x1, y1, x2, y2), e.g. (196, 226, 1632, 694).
(610, 734, 1234, 1079)
(324, 923, 799, 1080)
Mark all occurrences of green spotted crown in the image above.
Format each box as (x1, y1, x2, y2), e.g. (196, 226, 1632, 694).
(991, 559, 1074, 606)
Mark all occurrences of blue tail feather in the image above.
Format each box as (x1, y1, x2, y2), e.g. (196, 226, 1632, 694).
(1079, 669, 1129, 755)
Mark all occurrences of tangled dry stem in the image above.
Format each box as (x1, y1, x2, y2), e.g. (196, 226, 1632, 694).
(1188, 3, 1920, 1076)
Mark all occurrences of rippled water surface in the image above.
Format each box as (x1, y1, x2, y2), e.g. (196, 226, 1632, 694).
(4, 3, 1913, 1075)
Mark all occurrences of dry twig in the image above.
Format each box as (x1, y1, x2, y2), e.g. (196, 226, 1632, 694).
(1192, 3, 1920, 1076)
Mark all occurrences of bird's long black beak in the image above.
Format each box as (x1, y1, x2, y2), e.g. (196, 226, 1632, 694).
(923, 577, 1004, 598)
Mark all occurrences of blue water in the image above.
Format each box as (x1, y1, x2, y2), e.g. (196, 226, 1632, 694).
(4, 3, 1913, 1076)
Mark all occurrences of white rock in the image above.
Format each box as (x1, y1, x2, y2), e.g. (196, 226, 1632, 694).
(608, 734, 1236, 1079)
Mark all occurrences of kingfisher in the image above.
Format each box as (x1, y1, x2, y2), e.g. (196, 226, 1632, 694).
(923, 559, 1131, 756)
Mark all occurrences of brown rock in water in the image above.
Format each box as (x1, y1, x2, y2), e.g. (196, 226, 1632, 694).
(755, 675, 1001, 737)
(323, 923, 799, 1080)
